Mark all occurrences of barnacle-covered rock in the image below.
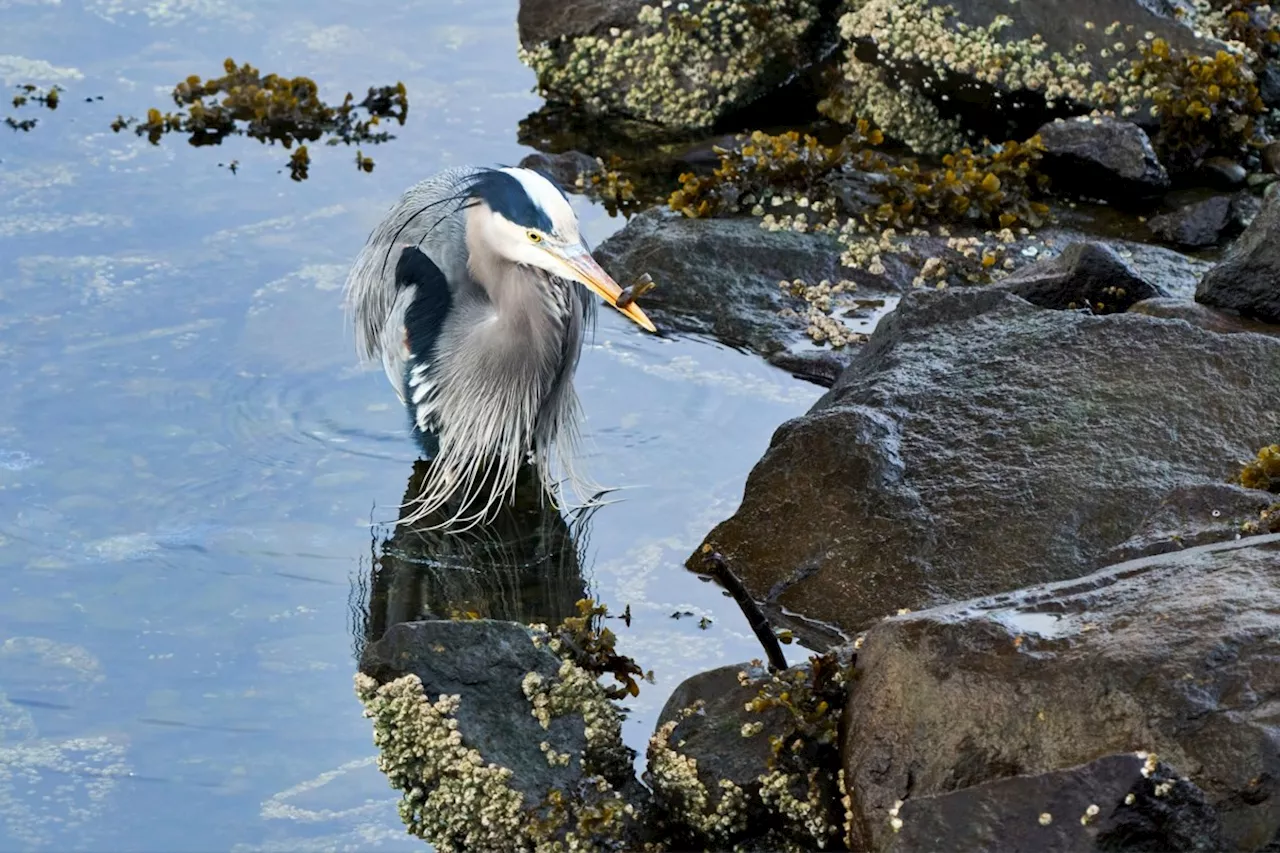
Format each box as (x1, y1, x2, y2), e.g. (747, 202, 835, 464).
(1196, 183, 1280, 324)
(822, 0, 1234, 157)
(357, 619, 640, 851)
(840, 533, 1280, 851)
(689, 285, 1280, 639)
(516, 0, 834, 131)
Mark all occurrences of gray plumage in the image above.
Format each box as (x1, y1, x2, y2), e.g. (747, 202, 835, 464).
(343, 165, 655, 529)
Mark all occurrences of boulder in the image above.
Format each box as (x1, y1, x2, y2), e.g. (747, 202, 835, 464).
(1127, 297, 1280, 336)
(1197, 186, 1280, 325)
(516, 0, 835, 131)
(1036, 116, 1169, 203)
(885, 753, 1224, 853)
(1147, 193, 1258, 250)
(999, 241, 1166, 314)
(840, 533, 1280, 852)
(689, 286, 1280, 638)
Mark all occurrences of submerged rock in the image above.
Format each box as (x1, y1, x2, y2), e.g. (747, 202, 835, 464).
(690, 286, 1280, 637)
(1197, 185, 1280, 324)
(841, 533, 1280, 852)
(1147, 193, 1257, 250)
(1036, 116, 1169, 203)
(516, 0, 834, 131)
(998, 240, 1165, 314)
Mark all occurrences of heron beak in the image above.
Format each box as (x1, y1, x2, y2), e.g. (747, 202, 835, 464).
(554, 245, 657, 333)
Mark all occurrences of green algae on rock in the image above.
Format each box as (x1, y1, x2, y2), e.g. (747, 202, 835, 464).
(517, 0, 826, 131)
(110, 58, 408, 180)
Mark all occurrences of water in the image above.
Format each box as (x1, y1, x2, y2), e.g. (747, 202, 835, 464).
(0, 0, 828, 849)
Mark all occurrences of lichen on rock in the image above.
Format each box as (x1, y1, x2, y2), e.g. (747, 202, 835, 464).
(517, 0, 825, 130)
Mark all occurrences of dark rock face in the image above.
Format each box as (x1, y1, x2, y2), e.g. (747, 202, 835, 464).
(1148, 193, 1257, 250)
(517, 0, 648, 48)
(690, 287, 1280, 636)
(840, 534, 1280, 852)
(1000, 241, 1165, 313)
(1104, 482, 1279, 562)
(1037, 117, 1169, 203)
(885, 753, 1224, 853)
(359, 620, 587, 800)
(1127, 297, 1280, 335)
(518, 150, 600, 191)
(1197, 186, 1280, 324)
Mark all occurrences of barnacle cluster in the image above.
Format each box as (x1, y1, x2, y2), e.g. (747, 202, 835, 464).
(110, 58, 408, 180)
(1241, 502, 1280, 534)
(355, 673, 529, 851)
(521, 658, 633, 783)
(517, 0, 821, 130)
(1237, 443, 1280, 492)
(645, 706, 752, 844)
(777, 278, 866, 347)
(818, 56, 966, 156)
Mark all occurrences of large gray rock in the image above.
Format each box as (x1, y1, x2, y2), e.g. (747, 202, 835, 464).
(1148, 193, 1258, 250)
(1197, 186, 1280, 325)
(886, 753, 1224, 853)
(840, 534, 1280, 852)
(1036, 116, 1169, 202)
(690, 286, 1280, 637)
(1103, 482, 1280, 562)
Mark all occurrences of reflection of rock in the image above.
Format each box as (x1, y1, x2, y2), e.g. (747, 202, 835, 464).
(516, 0, 835, 131)
(998, 240, 1165, 314)
(884, 753, 1224, 853)
(353, 460, 592, 653)
(690, 286, 1280, 637)
(840, 533, 1280, 852)
(1197, 185, 1280, 325)
(1036, 116, 1169, 203)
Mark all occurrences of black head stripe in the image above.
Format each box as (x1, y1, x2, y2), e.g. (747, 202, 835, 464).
(461, 168, 554, 232)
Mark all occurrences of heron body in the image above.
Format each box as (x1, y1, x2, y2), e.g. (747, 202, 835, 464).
(343, 165, 655, 528)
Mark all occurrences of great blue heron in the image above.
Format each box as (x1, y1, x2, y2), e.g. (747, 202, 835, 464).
(343, 165, 656, 529)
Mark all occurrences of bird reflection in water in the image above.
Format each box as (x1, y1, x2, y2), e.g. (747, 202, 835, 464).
(350, 458, 598, 655)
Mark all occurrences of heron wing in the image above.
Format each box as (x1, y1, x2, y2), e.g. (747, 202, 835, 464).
(343, 165, 478, 366)
(396, 246, 454, 457)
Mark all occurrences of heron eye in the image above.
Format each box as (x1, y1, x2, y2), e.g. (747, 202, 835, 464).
(527, 231, 542, 244)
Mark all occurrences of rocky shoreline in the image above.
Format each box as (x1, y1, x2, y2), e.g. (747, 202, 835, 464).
(355, 0, 1280, 849)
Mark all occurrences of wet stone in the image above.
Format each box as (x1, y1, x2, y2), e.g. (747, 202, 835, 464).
(1196, 185, 1280, 325)
(1147, 193, 1257, 250)
(1036, 116, 1169, 203)
(1103, 482, 1280, 563)
(998, 240, 1166, 314)
(841, 534, 1280, 852)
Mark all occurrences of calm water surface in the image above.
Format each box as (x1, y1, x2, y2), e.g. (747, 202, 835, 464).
(0, 1, 824, 849)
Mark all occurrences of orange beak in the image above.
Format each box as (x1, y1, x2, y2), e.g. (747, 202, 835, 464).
(554, 245, 657, 333)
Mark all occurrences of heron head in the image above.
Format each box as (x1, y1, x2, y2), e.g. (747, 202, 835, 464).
(462, 166, 656, 333)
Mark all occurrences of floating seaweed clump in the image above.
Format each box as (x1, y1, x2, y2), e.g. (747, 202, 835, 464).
(111, 58, 408, 180)
(669, 125, 1051, 231)
(5, 83, 62, 131)
(1237, 444, 1280, 492)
